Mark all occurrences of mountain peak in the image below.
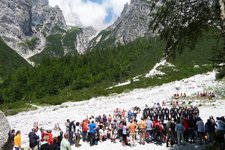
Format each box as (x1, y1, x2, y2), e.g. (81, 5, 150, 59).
(0, 0, 67, 61)
(31, 0, 49, 6)
(89, 0, 153, 49)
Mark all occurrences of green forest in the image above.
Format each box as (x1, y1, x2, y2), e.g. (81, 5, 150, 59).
(0, 38, 30, 78)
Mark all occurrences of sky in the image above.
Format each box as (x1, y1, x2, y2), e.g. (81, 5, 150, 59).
(49, 0, 131, 31)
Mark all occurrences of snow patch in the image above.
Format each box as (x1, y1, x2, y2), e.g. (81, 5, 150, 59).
(107, 58, 176, 89)
(107, 81, 131, 89)
(107, 75, 141, 89)
(145, 58, 175, 78)
(96, 35, 102, 43)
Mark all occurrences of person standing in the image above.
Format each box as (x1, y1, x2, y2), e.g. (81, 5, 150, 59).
(74, 122, 82, 147)
(88, 120, 96, 146)
(138, 117, 146, 145)
(68, 120, 75, 145)
(175, 120, 184, 145)
(14, 130, 21, 150)
(128, 110, 133, 122)
(165, 118, 175, 147)
(40, 135, 50, 150)
(65, 119, 70, 134)
(188, 116, 196, 143)
(28, 128, 40, 150)
(146, 116, 153, 142)
(9, 129, 15, 148)
(60, 133, 71, 150)
(81, 119, 88, 142)
(43, 129, 53, 146)
(128, 120, 136, 146)
(196, 117, 205, 145)
(122, 121, 128, 146)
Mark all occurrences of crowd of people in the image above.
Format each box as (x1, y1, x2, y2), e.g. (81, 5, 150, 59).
(197, 92, 216, 99)
(173, 93, 187, 99)
(8, 104, 225, 150)
(172, 91, 216, 100)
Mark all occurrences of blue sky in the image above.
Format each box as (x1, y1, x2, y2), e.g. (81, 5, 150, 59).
(82, 0, 113, 23)
(83, 0, 103, 4)
(105, 7, 113, 23)
(49, 0, 130, 30)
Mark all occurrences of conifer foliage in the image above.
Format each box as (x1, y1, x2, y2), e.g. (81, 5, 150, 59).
(150, 0, 224, 67)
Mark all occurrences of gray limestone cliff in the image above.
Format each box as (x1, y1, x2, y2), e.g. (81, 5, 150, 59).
(89, 0, 155, 49)
(76, 27, 97, 54)
(0, 0, 67, 61)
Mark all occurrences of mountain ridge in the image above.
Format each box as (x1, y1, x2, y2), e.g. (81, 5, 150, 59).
(89, 0, 155, 49)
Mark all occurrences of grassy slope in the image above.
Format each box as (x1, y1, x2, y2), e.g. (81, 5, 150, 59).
(0, 38, 30, 77)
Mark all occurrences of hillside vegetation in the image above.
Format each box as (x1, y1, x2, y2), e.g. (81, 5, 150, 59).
(0, 30, 220, 115)
(30, 27, 80, 63)
(0, 38, 30, 78)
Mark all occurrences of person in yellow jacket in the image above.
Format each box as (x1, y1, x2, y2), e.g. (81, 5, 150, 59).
(14, 130, 21, 150)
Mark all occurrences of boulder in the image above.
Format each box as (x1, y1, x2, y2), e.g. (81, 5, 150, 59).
(0, 111, 12, 150)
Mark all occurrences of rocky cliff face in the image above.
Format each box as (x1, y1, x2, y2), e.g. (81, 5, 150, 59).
(0, 111, 11, 150)
(89, 0, 155, 49)
(0, 0, 67, 61)
(0, 0, 98, 62)
(31, 1, 67, 35)
(0, 0, 32, 44)
(76, 27, 97, 54)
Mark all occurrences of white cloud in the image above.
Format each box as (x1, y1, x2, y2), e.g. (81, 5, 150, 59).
(49, 0, 130, 31)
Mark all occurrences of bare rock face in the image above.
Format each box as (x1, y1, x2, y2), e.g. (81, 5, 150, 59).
(0, 0, 67, 60)
(0, 111, 11, 150)
(31, 1, 67, 35)
(89, 0, 156, 49)
(76, 26, 97, 54)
